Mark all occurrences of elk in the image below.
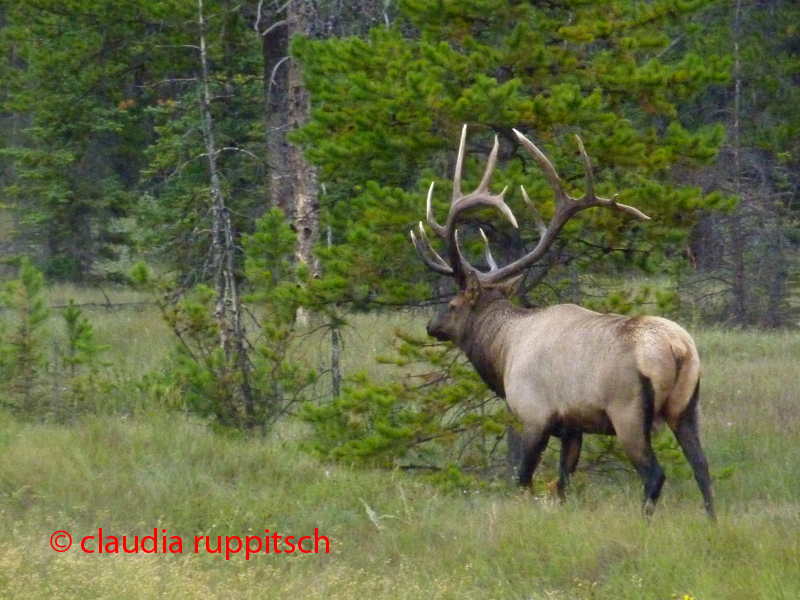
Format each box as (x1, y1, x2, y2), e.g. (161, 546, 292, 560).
(410, 126, 715, 518)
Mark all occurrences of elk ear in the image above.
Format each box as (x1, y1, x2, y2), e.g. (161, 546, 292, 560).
(464, 271, 482, 304)
(494, 274, 524, 298)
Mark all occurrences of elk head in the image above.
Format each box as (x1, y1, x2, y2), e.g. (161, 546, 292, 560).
(411, 126, 650, 346)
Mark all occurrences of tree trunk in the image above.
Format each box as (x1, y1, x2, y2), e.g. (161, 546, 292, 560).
(729, 0, 748, 325)
(198, 0, 254, 424)
(328, 226, 342, 397)
(764, 203, 788, 328)
(263, 0, 319, 275)
(263, 3, 291, 214)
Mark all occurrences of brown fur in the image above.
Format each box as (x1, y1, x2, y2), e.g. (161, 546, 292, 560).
(427, 277, 715, 518)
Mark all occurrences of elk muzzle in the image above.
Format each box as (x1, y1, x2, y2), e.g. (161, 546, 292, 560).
(426, 309, 451, 342)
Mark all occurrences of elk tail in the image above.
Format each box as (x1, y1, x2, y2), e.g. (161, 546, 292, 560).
(672, 348, 684, 385)
(667, 336, 701, 424)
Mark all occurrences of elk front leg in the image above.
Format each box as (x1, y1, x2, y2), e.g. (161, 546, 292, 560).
(557, 430, 583, 502)
(518, 426, 551, 489)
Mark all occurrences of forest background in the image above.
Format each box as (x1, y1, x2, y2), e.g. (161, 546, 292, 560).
(0, 0, 796, 448)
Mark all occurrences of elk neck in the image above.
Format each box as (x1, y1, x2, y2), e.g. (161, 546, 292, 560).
(459, 296, 528, 399)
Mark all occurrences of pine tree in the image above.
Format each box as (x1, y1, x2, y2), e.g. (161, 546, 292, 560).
(0, 258, 49, 415)
(294, 0, 732, 474)
(294, 0, 730, 308)
(0, 0, 197, 279)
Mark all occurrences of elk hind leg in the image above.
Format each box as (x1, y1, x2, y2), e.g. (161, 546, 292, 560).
(518, 426, 550, 490)
(610, 375, 665, 516)
(671, 381, 715, 519)
(557, 430, 583, 502)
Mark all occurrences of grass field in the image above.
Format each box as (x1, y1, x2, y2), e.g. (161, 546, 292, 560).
(1, 289, 799, 599)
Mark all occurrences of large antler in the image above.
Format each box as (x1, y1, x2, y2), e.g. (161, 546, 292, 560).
(479, 130, 650, 284)
(411, 127, 650, 287)
(410, 125, 517, 284)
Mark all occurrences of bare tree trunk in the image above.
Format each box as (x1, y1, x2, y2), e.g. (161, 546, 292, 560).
(328, 226, 342, 397)
(198, 0, 226, 348)
(262, 0, 320, 324)
(198, 0, 254, 423)
(288, 0, 319, 271)
(263, 2, 291, 214)
(764, 203, 787, 328)
(729, 0, 748, 325)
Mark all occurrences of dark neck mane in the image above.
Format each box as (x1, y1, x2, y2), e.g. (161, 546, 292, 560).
(460, 298, 528, 398)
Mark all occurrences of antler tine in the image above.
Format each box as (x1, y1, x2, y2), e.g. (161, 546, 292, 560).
(479, 228, 499, 271)
(574, 135, 651, 221)
(443, 185, 517, 229)
(417, 222, 450, 269)
(575, 136, 595, 201)
(476, 136, 500, 194)
(452, 124, 468, 204)
(520, 186, 547, 237)
(410, 223, 453, 276)
(608, 200, 651, 221)
(426, 181, 447, 237)
(512, 128, 571, 207)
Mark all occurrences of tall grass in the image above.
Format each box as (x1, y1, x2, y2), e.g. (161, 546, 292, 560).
(0, 406, 798, 600)
(1, 289, 799, 598)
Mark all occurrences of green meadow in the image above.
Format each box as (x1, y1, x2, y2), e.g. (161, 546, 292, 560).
(0, 293, 799, 599)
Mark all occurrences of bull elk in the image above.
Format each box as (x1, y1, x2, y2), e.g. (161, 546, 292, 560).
(410, 126, 714, 518)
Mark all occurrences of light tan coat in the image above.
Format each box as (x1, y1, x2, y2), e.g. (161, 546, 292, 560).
(428, 283, 714, 518)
